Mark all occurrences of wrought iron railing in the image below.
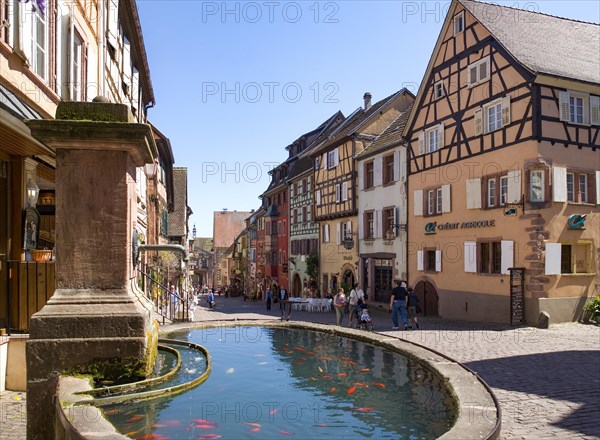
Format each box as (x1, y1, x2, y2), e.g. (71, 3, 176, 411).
(136, 262, 190, 324)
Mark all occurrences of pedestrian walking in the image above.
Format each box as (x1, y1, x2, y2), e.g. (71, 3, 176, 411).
(333, 288, 347, 326)
(407, 286, 420, 329)
(265, 286, 273, 311)
(389, 280, 409, 330)
(348, 283, 365, 328)
(279, 286, 291, 321)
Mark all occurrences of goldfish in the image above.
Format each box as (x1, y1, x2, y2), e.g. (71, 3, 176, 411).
(310, 377, 316, 381)
(347, 387, 356, 394)
(337, 372, 348, 377)
(372, 382, 386, 388)
(278, 430, 295, 435)
(163, 420, 181, 427)
(243, 422, 261, 428)
(347, 360, 357, 366)
(192, 419, 212, 424)
(298, 357, 306, 361)
(269, 409, 278, 416)
(317, 366, 324, 373)
(125, 432, 139, 438)
(137, 434, 168, 440)
(353, 407, 375, 412)
(352, 382, 369, 387)
(329, 387, 337, 393)
(358, 368, 371, 372)
(322, 375, 333, 379)
(127, 415, 145, 422)
(340, 356, 351, 362)
(317, 356, 332, 361)
(198, 435, 222, 439)
(250, 427, 261, 433)
(305, 351, 316, 355)
(195, 424, 216, 430)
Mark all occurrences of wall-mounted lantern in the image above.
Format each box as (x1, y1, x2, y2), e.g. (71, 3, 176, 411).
(26, 178, 40, 207)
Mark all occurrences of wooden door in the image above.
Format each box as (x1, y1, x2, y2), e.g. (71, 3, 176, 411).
(414, 280, 438, 317)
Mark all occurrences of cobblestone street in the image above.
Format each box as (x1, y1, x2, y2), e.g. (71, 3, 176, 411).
(2, 296, 599, 439)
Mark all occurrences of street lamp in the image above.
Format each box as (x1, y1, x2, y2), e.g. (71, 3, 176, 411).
(26, 178, 40, 207)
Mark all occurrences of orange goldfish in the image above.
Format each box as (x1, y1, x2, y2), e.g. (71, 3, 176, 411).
(278, 430, 295, 435)
(322, 375, 333, 379)
(337, 372, 348, 377)
(249, 427, 261, 433)
(353, 407, 375, 412)
(352, 382, 369, 387)
(243, 422, 261, 428)
(358, 368, 371, 372)
(347, 387, 356, 394)
(329, 387, 337, 393)
(269, 409, 278, 416)
(127, 415, 145, 422)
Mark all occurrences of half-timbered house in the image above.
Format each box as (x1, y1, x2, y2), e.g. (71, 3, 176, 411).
(404, 0, 600, 324)
(356, 105, 413, 304)
(311, 90, 414, 297)
(287, 111, 344, 296)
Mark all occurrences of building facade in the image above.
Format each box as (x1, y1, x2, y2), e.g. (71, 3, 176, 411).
(356, 107, 413, 303)
(404, 0, 600, 324)
(212, 210, 252, 289)
(311, 91, 414, 296)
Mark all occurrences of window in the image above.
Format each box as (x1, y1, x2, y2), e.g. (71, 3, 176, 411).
(342, 221, 351, 241)
(486, 102, 502, 132)
(426, 127, 439, 152)
(476, 97, 511, 135)
(383, 154, 394, 185)
(567, 172, 575, 202)
(293, 209, 298, 225)
(487, 178, 496, 207)
(419, 249, 441, 272)
(426, 250, 437, 271)
(500, 176, 508, 206)
(546, 242, 594, 275)
(479, 241, 502, 274)
(316, 190, 321, 205)
(453, 11, 464, 35)
(364, 211, 374, 239)
(434, 81, 445, 100)
(364, 161, 374, 189)
(302, 206, 307, 224)
(424, 184, 451, 216)
(578, 174, 588, 203)
(529, 170, 545, 203)
(335, 184, 342, 202)
(31, 8, 48, 80)
(570, 96, 584, 124)
(327, 149, 339, 169)
(322, 224, 330, 242)
(383, 207, 395, 238)
(467, 56, 490, 87)
(559, 91, 600, 125)
(427, 190, 435, 215)
(1, 0, 10, 44)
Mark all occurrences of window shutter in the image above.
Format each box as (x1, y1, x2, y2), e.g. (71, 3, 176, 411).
(334, 148, 339, 167)
(358, 214, 364, 240)
(322, 154, 326, 169)
(336, 223, 341, 245)
(596, 171, 600, 205)
(418, 133, 425, 155)
(307, 204, 312, 222)
(67, 13, 74, 100)
(590, 95, 600, 126)
(500, 240, 514, 275)
(545, 243, 561, 275)
(335, 184, 341, 203)
(342, 181, 348, 201)
(374, 210, 382, 238)
(347, 221, 352, 236)
(552, 167, 567, 202)
(108, 0, 119, 46)
(316, 190, 321, 206)
(123, 36, 132, 85)
(437, 123, 445, 149)
(290, 181, 295, 198)
(474, 109, 483, 135)
(414, 190, 424, 216)
(417, 250, 424, 271)
(394, 150, 402, 183)
(501, 96, 511, 127)
(435, 250, 442, 272)
(132, 67, 140, 112)
(374, 156, 382, 187)
(441, 184, 451, 213)
(559, 91, 570, 122)
(20, 4, 33, 62)
(507, 170, 522, 204)
(324, 224, 330, 242)
(464, 242, 477, 273)
(466, 178, 482, 209)
(393, 207, 399, 236)
(358, 160, 364, 189)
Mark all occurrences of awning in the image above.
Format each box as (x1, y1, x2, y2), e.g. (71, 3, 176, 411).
(0, 83, 54, 157)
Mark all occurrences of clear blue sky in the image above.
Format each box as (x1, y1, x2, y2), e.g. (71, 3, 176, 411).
(136, 0, 600, 238)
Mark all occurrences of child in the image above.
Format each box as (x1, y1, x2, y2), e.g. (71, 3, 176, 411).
(360, 307, 372, 325)
(207, 289, 215, 309)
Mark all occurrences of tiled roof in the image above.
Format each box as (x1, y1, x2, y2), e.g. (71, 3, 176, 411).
(311, 90, 406, 156)
(167, 168, 187, 237)
(460, 0, 600, 84)
(355, 104, 412, 160)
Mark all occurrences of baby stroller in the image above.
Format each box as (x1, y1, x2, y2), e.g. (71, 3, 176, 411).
(354, 303, 374, 331)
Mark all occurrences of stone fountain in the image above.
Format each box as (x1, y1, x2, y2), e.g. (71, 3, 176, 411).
(25, 100, 159, 439)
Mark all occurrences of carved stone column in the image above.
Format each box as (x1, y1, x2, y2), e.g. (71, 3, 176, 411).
(25, 101, 158, 439)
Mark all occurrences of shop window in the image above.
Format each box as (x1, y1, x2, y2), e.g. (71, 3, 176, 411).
(546, 242, 594, 275)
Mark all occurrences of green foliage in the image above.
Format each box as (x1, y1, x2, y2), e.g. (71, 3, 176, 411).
(306, 252, 319, 282)
(584, 296, 600, 316)
(64, 357, 148, 387)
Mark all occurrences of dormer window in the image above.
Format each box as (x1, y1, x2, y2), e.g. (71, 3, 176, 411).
(453, 11, 465, 35)
(434, 81, 445, 100)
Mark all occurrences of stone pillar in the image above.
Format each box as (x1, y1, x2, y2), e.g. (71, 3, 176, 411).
(25, 101, 159, 440)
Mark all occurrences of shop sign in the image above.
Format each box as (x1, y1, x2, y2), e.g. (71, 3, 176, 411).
(424, 220, 496, 234)
(567, 214, 586, 230)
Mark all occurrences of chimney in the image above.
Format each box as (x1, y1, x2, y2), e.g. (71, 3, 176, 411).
(363, 92, 372, 110)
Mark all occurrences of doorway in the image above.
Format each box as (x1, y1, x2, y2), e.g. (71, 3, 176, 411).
(414, 280, 439, 316)
(292, 273, 302, 297)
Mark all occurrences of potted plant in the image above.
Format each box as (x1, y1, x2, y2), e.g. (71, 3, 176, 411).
(584, 296, 600, 324)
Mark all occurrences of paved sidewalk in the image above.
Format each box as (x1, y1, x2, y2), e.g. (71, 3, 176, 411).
(2, 296, 599, 439)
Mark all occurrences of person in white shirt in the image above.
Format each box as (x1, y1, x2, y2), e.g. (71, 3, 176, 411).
(348, 283, 365, 327)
